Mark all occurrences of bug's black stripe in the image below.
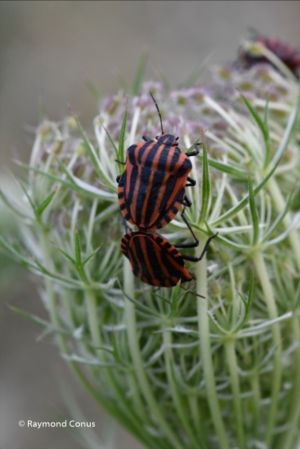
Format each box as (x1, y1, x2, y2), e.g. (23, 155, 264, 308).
(126, 164, 139, 206)
(143, 141, 163, 167)
(136, 141, 157, 165)
(118, 171, 126, 187)
(154, 185, 185, 228)
(135, 147, 172, 226)
(151, 234, 185, 285)
(120, 235, 130, 258)
(144, 235, 168, 285)
(169, 147, 181, 172)
(132, 142, 167, 226)
(128, 143, 145, 165)
(156, 235, 192, 283)
(143, 147, 184, 227)
(132, 235, 153, 285)
(145, 174, 177, 227)
(126, 142, 159, 220)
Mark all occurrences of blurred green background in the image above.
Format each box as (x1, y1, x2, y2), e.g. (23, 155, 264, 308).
(1, 2, 299, 448)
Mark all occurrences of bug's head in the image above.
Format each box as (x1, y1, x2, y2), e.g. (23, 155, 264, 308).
(156, 134, 178, 146)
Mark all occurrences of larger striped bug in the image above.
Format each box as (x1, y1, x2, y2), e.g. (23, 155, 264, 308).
(121, 211, 217, 287)
(117, 92, 200, 231)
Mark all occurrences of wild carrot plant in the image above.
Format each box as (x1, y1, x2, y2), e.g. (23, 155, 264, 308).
(1, 43, 300, 449)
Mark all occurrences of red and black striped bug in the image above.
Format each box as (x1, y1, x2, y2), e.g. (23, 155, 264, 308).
(117, 92, 200, 231)
(239, 30, 300, 76)
(121, 212, 217, 287)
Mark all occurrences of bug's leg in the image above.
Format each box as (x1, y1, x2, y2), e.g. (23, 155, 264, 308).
(116, 175, 121, 183)
(175, 208, 199, 249)
(142, 136, 152, 142)
(179, 285, 205, 299)
(181, 233, 218, 261)
(115, 159, 126, 165)
(185, 142, 202, 157)
(183, 195, 192, 207)
(185, 177, 196, 187)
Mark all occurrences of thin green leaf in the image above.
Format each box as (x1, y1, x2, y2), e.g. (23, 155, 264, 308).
(197, 225, 249, 251)
(74, 230, 82, 266)
(54, 245, 76, 266)
(132, 53, 148, 96)
(74, 230, 88, 283)
(76, 119, 116, 191)
(32, 257, 92, 289)
(199, 143, 210, 224)
(9, 305, 60, 332)
(36, 189, 56, 218)
(18, 181, 37, 216)
(103, 125, 119, 160)
(248, 176, 259, 245)
(242, 94, 268, 142)
(82, 246, 102, 266)
(18, 163, 116, 200)
(55, 156, 77, 185)
(263, 100, 271, 167)
(196, 154, 248, 179)
(118, 108, 128, 164)
(118, 283, 161, 318)
(241, 94, 271, 170)
(234, 270, 254, 332)
(0, 236, 38, 270)
(263, 189, 295, 242)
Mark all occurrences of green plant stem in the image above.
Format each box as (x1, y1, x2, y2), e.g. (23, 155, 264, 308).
(162, 329, 204, 449)
(123, 258, 184, 449)
(250, 370, 261, 440)
(196, 232, 230, 449)
(127, 373, 148, 422)
(279, 314, 300, 449)
(253, 252, 282, 447)
(224, 339, 245, 449)
(188, 396, 207, 443)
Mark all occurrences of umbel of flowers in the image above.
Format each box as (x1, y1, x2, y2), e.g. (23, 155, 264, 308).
(1, 42, 300, 449)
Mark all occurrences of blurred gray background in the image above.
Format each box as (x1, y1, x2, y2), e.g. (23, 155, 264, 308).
(1, 2, 299, 449)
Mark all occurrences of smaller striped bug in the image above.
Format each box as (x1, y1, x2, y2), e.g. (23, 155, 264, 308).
(239, 30, 300, 76)
(117, 92, 200, 231)
(121, 212, 217, 287)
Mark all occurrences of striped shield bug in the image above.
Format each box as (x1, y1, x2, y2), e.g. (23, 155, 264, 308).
(239, 29, 300, 76)
(121, 230, 217, 287)
(121, 211, 217, 287)
(117, 92, 200, 231)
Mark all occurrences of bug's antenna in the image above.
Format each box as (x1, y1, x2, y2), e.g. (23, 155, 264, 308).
(149, 90, 164, 135)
